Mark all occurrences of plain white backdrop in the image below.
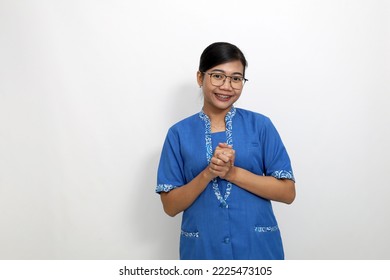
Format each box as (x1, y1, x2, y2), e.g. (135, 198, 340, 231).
(1, 0, 389, 259)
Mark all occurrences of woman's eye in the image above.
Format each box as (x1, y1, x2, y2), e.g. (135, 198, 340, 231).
(232, 76, 243, 82)
(212, 74, 224, 80)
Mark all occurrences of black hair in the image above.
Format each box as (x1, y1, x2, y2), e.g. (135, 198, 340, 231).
(198, 42, 248, 76)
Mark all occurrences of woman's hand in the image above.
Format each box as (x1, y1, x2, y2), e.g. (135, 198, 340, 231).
(208, 143, 235, 179)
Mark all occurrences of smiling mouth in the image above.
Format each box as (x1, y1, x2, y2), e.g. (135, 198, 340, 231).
(215, 93, 232, 101)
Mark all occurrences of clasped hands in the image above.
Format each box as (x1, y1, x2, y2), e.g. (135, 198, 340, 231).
(208, 143, 235, 180)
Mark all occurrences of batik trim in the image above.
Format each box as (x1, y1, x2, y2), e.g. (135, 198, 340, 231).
(156, 184, 177, 193)
(181, 230, 199, 238)
(271, 170, 295, 182)
(254, 225, 279, 233)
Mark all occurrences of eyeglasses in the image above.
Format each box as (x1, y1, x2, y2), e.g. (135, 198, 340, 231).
(203, 72, 248, 90)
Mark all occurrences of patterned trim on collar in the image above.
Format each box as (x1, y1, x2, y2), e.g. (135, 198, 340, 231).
(199, 106, 236, 208)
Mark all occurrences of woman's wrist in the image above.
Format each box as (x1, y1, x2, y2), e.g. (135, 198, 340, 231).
(225, 166, 238, 182)
(202, 167, 215, 182)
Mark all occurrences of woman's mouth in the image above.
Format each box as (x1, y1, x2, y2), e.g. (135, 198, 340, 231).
(215, 93, 232, 102)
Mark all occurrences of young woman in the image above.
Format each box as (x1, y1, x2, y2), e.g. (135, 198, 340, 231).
(156, 42, 295, 260)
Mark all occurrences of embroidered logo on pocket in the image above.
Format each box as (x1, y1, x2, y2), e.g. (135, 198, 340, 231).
(254, 225, 279, 233)
(181, 230, 199, 238)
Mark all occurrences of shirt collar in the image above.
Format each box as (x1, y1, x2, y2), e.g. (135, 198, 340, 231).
(199, 106, 236, 122)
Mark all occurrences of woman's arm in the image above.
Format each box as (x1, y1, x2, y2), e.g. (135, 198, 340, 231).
(160, 169, 213, 217)
(225, 167, 296, 204)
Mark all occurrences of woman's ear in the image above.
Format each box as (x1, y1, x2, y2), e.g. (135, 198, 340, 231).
(197, 71, 203, 88)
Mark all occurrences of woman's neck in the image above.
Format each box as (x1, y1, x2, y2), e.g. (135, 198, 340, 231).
(203, 106, 232, 132)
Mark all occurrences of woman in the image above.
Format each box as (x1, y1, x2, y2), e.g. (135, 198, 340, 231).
(156, 42, 295, 260)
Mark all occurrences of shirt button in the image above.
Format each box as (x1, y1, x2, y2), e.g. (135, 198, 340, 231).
(224, 237, 230, 244)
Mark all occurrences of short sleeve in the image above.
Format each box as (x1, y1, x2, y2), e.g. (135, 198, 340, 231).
(156, 128, 186, 193)
(262, 118, 295, 182)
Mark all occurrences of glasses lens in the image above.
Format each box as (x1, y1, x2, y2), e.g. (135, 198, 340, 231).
(210, 73, 224, 87)
(231, 76, 244, 89)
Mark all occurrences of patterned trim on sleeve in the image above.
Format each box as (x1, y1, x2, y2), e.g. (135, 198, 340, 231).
(271, 170, 295, 182)
(155, 184, 178, 193)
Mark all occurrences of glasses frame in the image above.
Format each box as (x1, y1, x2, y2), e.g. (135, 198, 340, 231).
(203, 72, 248, 89)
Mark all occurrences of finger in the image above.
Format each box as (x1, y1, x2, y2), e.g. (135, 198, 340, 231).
(214, 147, 233, 158)
(211, 157, 224, 166)
(218, 143, 232, 149)
(219, 149, 235, 160)
(212, 156, 232, 167)
(230, 150, 236, 163)
(209, 164, 224, 174)
(214, 146, 224, 155)
(216, 153, 230, 163)
(211, 158, 232, 171)
(219, 152, 234, 168)
(210, 166, 230, 177)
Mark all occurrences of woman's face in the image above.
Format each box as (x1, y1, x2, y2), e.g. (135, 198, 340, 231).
(197, 60, 245, 114)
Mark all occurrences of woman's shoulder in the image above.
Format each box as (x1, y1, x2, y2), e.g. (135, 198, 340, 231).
(235, 107, 271, 123)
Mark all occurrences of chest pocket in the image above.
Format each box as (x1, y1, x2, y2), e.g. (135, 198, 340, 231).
(235, 140, 264, 174)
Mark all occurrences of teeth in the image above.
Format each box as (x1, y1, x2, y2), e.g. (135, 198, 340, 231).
(216, 94, 230, 99)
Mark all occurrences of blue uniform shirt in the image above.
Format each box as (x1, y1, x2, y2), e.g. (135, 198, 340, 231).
(156, 107, 294, 260)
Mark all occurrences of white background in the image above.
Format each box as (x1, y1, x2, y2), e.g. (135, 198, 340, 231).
(0, 0, 389, 260)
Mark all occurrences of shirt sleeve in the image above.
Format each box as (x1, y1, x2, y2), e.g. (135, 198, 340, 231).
(156, 127, 186, 193)
(262, 117, 295, 182)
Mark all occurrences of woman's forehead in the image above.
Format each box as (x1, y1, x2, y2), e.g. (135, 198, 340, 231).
(208, 60, 244, 75)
